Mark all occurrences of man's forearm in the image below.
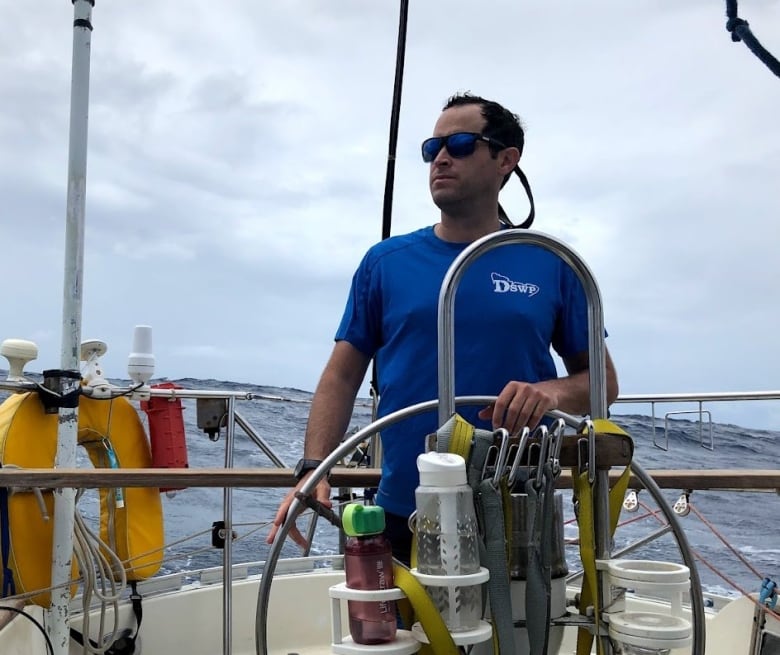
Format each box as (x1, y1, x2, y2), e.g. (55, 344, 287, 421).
(537, 370, 592, 415)
(303, 371, 361, 460)
(538, 353, 619, 415)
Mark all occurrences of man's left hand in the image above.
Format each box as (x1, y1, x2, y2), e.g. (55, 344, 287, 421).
(478, 380, 558, 433)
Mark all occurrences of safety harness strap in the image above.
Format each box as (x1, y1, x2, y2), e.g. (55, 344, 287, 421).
(574, 466, 601, 655)
(524, 462, 555, 655)
(575, 419, 633, 655)
(434, 416, 517, 653)
(469, 423, 516, 655)
(394, 563, 458, 655)
(435, 413, 474, 461)
(476, 477, 516, 653)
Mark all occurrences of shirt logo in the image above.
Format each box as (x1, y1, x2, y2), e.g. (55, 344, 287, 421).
(491, 272, 540, 296)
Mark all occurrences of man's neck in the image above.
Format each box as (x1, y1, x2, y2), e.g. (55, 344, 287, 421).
(435, 212, 501, 243)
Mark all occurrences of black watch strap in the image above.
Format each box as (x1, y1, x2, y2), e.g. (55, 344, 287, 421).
(293, 458, 323, 481)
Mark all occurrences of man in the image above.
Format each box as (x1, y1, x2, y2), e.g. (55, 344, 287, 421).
(268, 93, 619, 562)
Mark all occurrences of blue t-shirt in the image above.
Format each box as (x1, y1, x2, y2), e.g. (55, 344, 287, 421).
(336, 226, 590, 517)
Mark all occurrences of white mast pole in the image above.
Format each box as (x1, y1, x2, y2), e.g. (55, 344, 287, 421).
(48, 1, 94, 652)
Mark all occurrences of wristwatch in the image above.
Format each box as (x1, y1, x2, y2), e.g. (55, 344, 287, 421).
(293, 458, 324, 481)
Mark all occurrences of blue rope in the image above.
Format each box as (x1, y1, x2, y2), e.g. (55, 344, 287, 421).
(0, 483, 16, 598)
(725, 0, 780, 78)
(760, 577, 778, 610)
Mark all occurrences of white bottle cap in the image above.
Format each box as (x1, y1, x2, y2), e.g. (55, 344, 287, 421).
(417, 452, 467, 487)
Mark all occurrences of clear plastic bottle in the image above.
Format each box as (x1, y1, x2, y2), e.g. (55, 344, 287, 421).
(342, 504, 397, 645)
(415, 452, 482, 631)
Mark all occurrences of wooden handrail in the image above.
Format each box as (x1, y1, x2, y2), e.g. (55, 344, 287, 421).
(0, 467, 778, 492)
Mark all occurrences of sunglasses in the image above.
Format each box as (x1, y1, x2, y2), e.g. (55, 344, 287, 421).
(421, 131, 507, 163)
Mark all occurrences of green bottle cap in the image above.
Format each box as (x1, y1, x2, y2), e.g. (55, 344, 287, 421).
(342, 504, 386, 537)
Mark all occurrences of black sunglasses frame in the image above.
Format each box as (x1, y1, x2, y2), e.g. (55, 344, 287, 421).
(421, 132, 507, 163)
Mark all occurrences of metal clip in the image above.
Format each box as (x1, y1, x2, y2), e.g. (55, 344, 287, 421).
(531, 424, 550, 489)
(548, 418, 565, 478)
(481, 444, 498, 483)
(482, 428, 512, 488)
(507, 426, 531, 487)
(493, 428, 512, 486)
(578, 419, 596, 484)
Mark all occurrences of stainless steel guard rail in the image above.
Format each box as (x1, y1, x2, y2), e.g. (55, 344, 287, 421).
(257, 228, 705, 655)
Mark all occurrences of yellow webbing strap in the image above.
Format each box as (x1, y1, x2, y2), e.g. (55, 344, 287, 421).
(574, 467, 600, 655)
(408, 415, 506, 653)
(393, 563, 458, 655)
(575, 419, 633, 655)
(411, 414, 475, 571)
(447, 413, 475, 461)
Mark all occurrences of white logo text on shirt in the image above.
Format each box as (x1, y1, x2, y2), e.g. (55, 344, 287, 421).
(491, 272, 540, 296)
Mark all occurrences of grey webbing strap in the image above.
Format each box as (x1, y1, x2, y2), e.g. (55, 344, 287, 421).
(434, 420, 517, 653)
(466, 433, 494, 489)
(476, 478, 516, 654)
(524, 463, 555, 655)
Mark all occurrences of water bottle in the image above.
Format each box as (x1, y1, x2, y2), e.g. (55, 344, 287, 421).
(415, 452, 482, 631)
(342, 504, 397, 645)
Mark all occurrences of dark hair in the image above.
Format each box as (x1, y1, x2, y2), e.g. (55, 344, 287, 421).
(443, 92, 534, 228)
(443, 92, 525, 158)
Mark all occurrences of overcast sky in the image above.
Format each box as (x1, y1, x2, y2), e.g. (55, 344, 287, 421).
(1, 1, 779, 429)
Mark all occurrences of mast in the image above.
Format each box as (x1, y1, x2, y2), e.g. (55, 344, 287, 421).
(48, 1, 94, 652)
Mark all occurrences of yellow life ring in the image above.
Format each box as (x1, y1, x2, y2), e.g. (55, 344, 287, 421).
(0, 391, 164, 606)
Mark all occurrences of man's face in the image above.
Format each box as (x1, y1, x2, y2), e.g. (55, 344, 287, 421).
(427, 104, 502, 212)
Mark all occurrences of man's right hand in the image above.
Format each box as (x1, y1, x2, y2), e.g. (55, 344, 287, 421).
(266, 473, 333, 549)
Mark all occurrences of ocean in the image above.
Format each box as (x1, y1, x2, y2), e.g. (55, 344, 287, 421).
(1, 377, 778, 600)
(151, 378, 779, 599)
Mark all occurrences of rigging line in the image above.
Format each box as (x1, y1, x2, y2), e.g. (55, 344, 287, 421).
(637, 499, 669, 525)
(0, 572, 91, 605)
(725, 0, 780, 79)
(371, 0, 410, 400)
(636, 498, 766, 589)
(381, 0, 410, 243)
(688, 502, 765, 580)
(564, 506, 667, 546)
(615, 506, 665, 529)
(635, 496, 771, 604)
(625, 496, 764, 608)
(691, 544, 755, 599)
(119, 505, 344, 571)
(119, 523, 268, 571)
